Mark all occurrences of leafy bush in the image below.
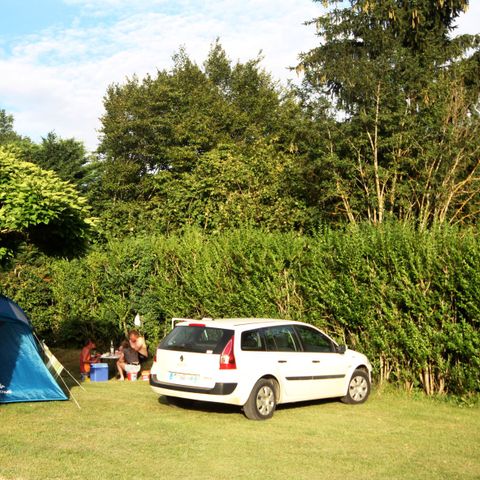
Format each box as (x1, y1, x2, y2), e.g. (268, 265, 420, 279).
(2, 224, 479, 394)
(0, 146, 94, 260)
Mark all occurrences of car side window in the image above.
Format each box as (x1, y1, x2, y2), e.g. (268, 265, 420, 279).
(294, 325, 334, 353)
(263, 326, 299, 352)
(241, 329, 266, 351)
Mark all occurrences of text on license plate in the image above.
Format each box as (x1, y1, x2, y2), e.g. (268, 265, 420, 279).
(168, 372, 199, 384)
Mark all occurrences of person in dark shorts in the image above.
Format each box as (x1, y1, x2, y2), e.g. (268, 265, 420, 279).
(116, 340, 141, 381)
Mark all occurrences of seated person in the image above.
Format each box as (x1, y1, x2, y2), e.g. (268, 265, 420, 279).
(79, 339, 100, 381)
(128, 329, 148, 361)
(116, 340, 141, 381)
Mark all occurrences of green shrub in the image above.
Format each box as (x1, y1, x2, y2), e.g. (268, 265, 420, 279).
(2, 224, 479, 394)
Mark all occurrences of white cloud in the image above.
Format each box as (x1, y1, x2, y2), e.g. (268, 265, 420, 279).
(1, 1, 320, 150)
(1, 1, 477, 151)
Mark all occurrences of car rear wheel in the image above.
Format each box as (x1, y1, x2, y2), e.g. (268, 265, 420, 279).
(243, 379, 277, 420)
(341, 369, 370, 404)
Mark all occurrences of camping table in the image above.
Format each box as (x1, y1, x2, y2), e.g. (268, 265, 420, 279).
(99, 353, 121, 378)
(100, 354, 121, 361)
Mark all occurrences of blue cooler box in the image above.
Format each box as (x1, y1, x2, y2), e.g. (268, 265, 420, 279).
(90, 363, 108, 382)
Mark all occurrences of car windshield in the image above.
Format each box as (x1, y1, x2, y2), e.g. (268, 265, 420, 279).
(159, 325, 233, 354)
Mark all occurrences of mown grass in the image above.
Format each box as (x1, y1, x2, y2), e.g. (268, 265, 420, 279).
(0, 350, 479, 480)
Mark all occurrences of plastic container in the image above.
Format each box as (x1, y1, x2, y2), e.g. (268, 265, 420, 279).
(141, 370, 150, 381)
(90, 363, 109, 382)
(127, 371, 137, 381)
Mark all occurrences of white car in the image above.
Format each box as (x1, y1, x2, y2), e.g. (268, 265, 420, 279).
(150, 318, 372, 420)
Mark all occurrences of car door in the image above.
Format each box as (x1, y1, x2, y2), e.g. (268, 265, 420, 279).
(262, 325, 313, 401)
(293, 325, 349, 400)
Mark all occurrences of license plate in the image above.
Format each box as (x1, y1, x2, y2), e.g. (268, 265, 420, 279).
(168, 371, 199, 384)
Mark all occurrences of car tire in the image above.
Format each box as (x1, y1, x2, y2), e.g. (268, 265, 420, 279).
(341, 369, 371, 404)
(243, 378, 277, 420)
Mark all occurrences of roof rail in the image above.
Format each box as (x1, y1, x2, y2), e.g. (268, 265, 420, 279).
(171, 317, 196, 329)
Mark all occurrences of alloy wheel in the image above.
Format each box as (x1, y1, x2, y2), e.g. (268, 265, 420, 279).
(256, 385, 275, 415)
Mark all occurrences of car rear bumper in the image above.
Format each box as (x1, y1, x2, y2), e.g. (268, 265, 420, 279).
(150, 374, 237, 396)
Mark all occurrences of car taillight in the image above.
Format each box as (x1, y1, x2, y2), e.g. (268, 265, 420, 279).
(153, 354, 157, 363)
(188, 323, 206, 327)
(220, 336, 236, 370)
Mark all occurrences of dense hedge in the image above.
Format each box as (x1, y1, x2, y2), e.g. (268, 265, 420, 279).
(2, 224, 479, 395)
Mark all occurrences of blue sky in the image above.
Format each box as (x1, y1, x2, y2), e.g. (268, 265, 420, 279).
(0, 0, 478, 150)
(1, 0, 76, 38)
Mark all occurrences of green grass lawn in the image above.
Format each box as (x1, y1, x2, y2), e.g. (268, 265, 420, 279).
(0, 351, 479, 480)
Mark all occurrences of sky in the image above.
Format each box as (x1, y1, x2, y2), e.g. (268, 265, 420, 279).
(0, 0, 478, 151)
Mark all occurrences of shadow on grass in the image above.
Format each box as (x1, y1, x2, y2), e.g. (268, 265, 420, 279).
(159, 395, 240, 415)
(277, 397, 340, 411)
(158, 395, 341, 417)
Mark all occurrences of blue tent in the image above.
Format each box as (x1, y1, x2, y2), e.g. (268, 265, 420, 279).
(0, 295, 67, 403)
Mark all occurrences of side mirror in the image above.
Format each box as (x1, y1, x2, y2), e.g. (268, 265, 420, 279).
(336, 344, 347, 354)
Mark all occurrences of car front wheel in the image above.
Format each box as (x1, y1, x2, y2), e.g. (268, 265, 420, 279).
(243, 379, 277, 420)
(341, 369, 370, 404)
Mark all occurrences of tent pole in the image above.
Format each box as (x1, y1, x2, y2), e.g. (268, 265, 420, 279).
(34, 332, 86, 392)
(56, 371, 82, 409)
(62, 364, 86, 392)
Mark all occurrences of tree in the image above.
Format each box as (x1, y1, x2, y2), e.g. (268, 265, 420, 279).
(27, 132, 92, 190)
(96, 42, 318, 233)
(98, 50, 231, 201)
(98, 43, 309, 194)
(299, 0, 480, 226)
(0, 146, 94, 260)
(0, 109, 23, 145)
(0, 112, 95, 193)
(153, 141, 311, 232)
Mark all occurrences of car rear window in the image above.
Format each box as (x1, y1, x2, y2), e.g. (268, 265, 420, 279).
(159, 325, 233, 354)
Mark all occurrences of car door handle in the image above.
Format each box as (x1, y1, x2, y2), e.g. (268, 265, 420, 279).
(278, 360, 287, 363)
(312, 360, 320, 363)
